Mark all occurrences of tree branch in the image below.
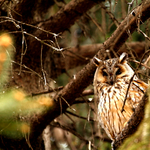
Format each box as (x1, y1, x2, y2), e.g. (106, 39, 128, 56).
(112, 93, 148, 149)
(29, 1, 150, 148)
(12, 0, 55, 23)
(20, 0, 102, 72)
(50, 122, 98, 150)
(62, 41, 148, 70)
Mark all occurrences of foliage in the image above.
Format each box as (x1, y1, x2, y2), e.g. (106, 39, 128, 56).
(0, 33, 54, 139)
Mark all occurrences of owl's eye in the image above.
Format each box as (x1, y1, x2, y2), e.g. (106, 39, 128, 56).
(116, 68, 122, 75)
(102, 71, 108, 76)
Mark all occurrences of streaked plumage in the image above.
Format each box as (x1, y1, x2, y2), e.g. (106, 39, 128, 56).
(93, 53, 147, 140)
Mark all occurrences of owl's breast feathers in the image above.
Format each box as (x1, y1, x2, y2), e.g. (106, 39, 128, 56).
(96, 77, 148, 140)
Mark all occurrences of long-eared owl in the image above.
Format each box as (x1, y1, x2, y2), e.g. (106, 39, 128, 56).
(93, 53, 148, 141)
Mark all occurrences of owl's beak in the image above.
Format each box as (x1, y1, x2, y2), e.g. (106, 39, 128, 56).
(109, 80, 114, 85)
(107, 76, 115, 85)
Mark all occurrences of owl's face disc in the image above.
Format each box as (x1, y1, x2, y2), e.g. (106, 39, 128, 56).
(93, 53, 134, 86)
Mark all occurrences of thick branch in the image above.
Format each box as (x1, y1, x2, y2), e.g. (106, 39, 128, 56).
(102, 1, 150, 52)
(62, 42, 148, 70)
(9, 0, 102, 93)
(12, 0, 55, 23)
(30, 60, 97, 148)
(21, 0, 101, 71)
(29, 1, 150, 148)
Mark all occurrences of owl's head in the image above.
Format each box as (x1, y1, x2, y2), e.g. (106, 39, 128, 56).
(93, 53, 134, 85)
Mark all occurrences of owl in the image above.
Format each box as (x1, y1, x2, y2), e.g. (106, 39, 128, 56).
(93, 53, 148, 141)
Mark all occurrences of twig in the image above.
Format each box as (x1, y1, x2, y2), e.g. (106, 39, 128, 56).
(23, 31, 64, 52)
(51, 122, 98, 150)
(30, 86, 64, 97)
(11, 60, 42, 79)
(121, 50, 150, 112)
(0, 0, 6, 7)
(30, 88, 93, 98)
(65, 49, 89, 61)
(66, 110, 95, 122)
(73, 99, 93, 104)
(0, 16, 60, 36)
(19, 26, 28, 75)
(113, 93, 148, 149)
(130, 59, 150, 70)
(100, 3, 120, 27)
(137, 28, 150, 41)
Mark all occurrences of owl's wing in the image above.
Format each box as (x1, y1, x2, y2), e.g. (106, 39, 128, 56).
(129, 78, 148, 108)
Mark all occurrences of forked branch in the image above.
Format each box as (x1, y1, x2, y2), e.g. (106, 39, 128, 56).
(29, 1, 150, 148)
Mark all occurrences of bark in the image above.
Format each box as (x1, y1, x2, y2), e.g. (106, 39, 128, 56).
(62, 41, 148, 70)
(12, 0, 55, 23)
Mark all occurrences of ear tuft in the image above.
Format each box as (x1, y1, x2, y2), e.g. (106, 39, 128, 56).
(93, 57, 102, 66)
(119, 52, 128, 64)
